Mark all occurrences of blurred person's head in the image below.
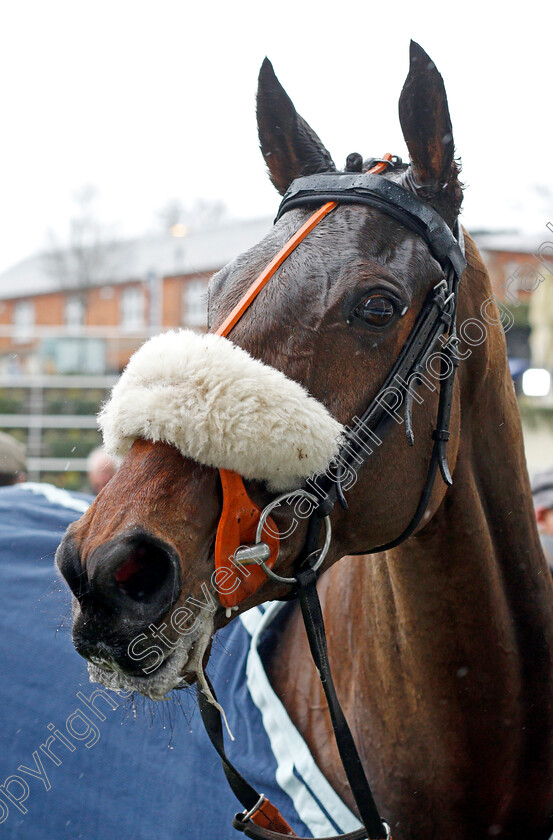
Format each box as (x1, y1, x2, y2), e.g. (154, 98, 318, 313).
(0, 432, 26, 486)
(86, 446, 119, 494)
(532, 468, 553, 535)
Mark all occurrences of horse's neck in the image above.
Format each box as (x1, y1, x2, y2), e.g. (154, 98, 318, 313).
(268, 342, 553, 838)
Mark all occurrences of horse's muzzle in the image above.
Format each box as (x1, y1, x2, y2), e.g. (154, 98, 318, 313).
(56, 531, 182, 672)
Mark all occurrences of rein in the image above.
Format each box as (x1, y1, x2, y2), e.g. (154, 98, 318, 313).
(200, 155, 466, 840)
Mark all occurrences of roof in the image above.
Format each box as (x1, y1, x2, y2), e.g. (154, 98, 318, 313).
(471, 230, 549, 255)
(0, 216, 273, 301)
(0, 218, 548, 301)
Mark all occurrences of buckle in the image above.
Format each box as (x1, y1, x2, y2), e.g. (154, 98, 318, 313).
(243, 794, 266, 821)
(365, 155, 402, 170)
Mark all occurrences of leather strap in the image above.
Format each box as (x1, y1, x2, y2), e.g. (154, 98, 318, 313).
(197, 596, 391, 840)
(296, 568, 389, 839)
(197, 678, 297, 836)
(216, 156, 395, 341)
(215, 201, 337, 339)
(275, 172, 465, 277)
(233, 813, 369, 840)
(309, 221, 464, 553)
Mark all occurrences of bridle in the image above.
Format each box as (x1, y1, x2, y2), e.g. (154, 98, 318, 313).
(199, 155, 467, 840)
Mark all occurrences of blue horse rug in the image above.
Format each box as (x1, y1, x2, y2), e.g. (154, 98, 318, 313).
(0, 483, 360, 839)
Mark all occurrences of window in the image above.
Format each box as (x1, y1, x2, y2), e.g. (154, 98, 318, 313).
(503, 260, 521, 295)
(13, 300, 34, 343)
(184, 278, 207, 328)
(120, 287, 144, 330)
(65, 295, 85, 328)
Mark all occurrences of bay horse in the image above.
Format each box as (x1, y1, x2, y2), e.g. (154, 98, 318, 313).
(55, 43, 553, 839)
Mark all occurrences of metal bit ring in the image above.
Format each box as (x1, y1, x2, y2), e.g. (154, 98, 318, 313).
(255, 489, 332, 585)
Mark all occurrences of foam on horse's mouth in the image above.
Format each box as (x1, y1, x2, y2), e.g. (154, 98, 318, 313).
(86, 615, 215, 702)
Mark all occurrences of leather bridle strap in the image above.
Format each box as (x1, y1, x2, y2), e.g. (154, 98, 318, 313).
(275, 171, 465, 277)
(212, 204, 336, 607)
(312, 251, 462, 555)
(197, 678, 298, 837)
(296, 567, 389, 838)
(215, 201, 337, 339)
(197, 621, 390, 839)
(330, 227, 463, 555)
(216, 156, 395, 339)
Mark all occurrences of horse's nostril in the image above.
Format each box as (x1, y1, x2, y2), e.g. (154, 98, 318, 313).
(113, 543, 173, 602)
(87, 533, 181, 613)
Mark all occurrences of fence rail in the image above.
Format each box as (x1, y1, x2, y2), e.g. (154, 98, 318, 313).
(27, 457, 90, 473)
(0, 337, 126, 487)
(0, 375, 119, 387)
(0, 414, 101, 428)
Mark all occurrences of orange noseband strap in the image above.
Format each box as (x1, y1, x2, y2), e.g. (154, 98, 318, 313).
(214, 156, 392, 607)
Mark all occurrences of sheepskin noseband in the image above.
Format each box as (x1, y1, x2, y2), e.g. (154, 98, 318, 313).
(99, 330, 344, 491)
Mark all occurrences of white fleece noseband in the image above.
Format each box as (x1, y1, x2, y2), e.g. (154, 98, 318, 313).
(99, 330, 344, 491)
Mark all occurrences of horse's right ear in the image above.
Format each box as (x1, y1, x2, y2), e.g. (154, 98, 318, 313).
(257, 58, 335, 195)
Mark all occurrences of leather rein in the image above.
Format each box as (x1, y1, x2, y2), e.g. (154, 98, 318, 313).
(197, 155, 467, 840)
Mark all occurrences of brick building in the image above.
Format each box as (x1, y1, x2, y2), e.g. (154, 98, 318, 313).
(0, 223, 548, 374)
(473, 229, 553, 365)
(0, 217, 272, 375)
(475, 230, 551, 300)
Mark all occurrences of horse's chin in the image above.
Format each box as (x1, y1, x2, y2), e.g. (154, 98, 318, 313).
(86, 615, 214, 702)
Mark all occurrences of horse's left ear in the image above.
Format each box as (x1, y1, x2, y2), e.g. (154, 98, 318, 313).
(399, 41, 461, 211)
(257, 58, 335, 195)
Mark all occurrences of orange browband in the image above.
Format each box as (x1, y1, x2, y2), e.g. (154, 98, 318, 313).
(214, 155, 393, 608)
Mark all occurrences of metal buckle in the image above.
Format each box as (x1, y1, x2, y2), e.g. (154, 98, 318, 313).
(243, 794, 266, 821)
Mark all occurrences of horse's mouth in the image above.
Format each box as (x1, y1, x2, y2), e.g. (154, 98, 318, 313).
(85, 615, 215, 701)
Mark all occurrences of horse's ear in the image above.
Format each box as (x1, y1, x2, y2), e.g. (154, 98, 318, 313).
(399, 41, 460, 202)
(257, 58, 335, 195)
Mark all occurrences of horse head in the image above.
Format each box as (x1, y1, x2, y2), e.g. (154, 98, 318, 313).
(56, 42, 468, 701)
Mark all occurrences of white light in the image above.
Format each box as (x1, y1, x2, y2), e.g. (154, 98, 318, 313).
(522, 368, 551, 397)
(170, 223, 188, 238)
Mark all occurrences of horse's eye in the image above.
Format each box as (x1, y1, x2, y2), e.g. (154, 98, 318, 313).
(353, 295, 396, 327)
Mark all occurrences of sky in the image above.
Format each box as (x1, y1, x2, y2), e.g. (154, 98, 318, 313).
(0, 0, 551, 275)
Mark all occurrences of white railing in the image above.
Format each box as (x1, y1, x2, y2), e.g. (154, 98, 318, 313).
(0, 328, 160, 485)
